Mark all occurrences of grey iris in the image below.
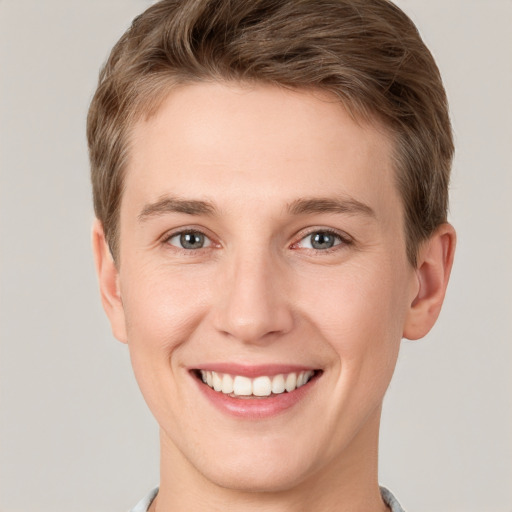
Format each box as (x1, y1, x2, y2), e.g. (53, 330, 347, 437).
(311, 232, 336, 250)
(180, 232, 205, 249)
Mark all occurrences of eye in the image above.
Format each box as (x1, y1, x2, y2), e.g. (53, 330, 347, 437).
(167, 230, 212, 250)
(296, 230, 346, 250)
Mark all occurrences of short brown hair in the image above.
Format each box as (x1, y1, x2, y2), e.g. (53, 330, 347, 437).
(87, 0, 453, 266)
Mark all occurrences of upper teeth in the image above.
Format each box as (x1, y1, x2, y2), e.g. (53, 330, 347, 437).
(200, 370, 315, 397)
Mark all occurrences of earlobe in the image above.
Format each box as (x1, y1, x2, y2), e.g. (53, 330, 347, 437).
(403, 223, 456, 340)
(91, 219, 128, 343)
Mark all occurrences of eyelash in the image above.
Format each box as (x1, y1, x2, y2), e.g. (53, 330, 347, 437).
(162, 228, 352, 254)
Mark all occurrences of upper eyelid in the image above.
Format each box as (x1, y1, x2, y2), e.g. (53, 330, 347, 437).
(294, 227, 352, 243)
(162, 226, 214, 242)
(167, 231, 211, 243)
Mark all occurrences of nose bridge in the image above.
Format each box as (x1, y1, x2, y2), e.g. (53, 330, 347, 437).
(214, 244, 293, 343)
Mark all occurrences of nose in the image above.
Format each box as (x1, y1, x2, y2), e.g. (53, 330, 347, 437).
(212, 247, 294, 344)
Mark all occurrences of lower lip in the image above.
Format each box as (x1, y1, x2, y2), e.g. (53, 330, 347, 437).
(192, 372, 319, 419)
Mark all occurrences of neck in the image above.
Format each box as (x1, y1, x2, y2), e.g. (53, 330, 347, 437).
(152, 408, 388, 512)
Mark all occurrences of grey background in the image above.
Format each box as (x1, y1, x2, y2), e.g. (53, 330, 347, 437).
(0, 1, 511, 511)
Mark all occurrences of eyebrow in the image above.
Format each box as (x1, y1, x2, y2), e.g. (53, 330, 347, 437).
(138, 196, 217, 221)
(286, 196, 375, 218)
(138, 194, 375, 222)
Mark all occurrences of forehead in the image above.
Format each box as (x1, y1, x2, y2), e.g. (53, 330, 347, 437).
(124, 82, 399, 222)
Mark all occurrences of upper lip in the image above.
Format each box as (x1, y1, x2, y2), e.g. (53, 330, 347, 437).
(189, 363, 319, 378)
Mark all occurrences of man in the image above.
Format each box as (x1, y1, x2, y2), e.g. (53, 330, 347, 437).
(88, 1, 455, 510)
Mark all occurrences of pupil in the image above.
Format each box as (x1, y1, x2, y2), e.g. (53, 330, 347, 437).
(312, 232, 334, 249)
(180, 232, 204, 249)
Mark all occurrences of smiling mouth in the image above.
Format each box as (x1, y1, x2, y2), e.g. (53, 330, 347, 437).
(193, 369, 320, 398)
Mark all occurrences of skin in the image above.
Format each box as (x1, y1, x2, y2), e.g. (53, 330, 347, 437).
(93, 82, 455, 512)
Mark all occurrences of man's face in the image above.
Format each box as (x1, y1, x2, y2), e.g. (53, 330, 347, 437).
(108, 82, 418, 491)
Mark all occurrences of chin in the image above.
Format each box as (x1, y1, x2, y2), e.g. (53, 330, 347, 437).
(183, 434, 319, 494)
(201, 458, 310, 493)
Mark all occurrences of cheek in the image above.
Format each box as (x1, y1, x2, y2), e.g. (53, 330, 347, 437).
(120, 263, 212, 355)
(298, 260, 409, 366)
(118, 263, 214, 424)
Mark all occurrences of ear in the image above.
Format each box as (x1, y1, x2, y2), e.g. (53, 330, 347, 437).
(91, 219, 128, 343)
(403, 223, 456, 340)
